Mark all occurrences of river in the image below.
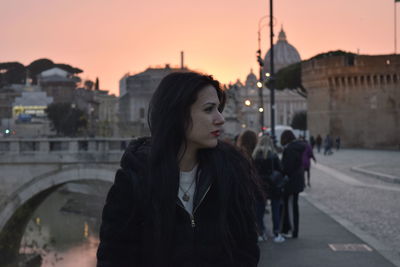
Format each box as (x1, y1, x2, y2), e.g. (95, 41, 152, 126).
(19, 181, 110, 267)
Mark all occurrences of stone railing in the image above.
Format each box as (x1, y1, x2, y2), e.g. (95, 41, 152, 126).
(0, 137, 134, 163)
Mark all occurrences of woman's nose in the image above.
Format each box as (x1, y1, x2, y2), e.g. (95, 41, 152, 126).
(214, 111, 225, 125)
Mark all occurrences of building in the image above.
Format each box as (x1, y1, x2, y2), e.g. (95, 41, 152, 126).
(118, 64, 189, 136)
(10, 90, 54, 137)
(93, 90, 118, 137)
(38, 67, 77, 104)
(263, 28, 301, 75)
(227, 28, 306, 135)
(302, 54, 400, 149)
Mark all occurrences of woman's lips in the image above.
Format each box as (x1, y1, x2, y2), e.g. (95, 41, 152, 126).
(211, 130, 220, 137)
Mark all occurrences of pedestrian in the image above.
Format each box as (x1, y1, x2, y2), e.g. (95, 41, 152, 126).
(236, 130, 266, 242)
(253, 135, 286, 243)
(302, 140, 316, 187)
(335, 136, 341, 151)
(236, 130, 257, 159)
(316, 134, 322, 153)
(97, 72, 260, 266)
(309, 135, 316, 150)
(280, 130, 305, 239)
(324, 134, 333, 155)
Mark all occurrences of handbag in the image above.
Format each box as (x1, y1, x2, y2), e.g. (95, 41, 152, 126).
(269, 171, 288, 189)
(267, 154, 288, 190)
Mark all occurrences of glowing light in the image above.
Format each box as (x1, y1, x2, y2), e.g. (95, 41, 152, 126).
(35, 217, 41, 225)
(259, 107, 264, 112)
(241, 124, 247, 128)
(265, 72, 271, 77)
(4, 129, 10, 134)
(244, 100, 251, 106)
(256, 81, 263, 88)
(84, 222, 89, 238)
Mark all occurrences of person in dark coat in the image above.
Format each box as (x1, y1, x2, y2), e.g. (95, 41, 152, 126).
(315, 134, 322, 153)
(302, 140, 316, 187)
(253, 135, 286, 243)
(280, 130, 305, 239)
(324, 134, 333, 155)
(309, 135, 315, 150)
(335, 136, 341, 151)
(96, 72, 260, 267)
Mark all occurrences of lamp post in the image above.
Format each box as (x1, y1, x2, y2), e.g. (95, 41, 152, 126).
(269, 0, 276, 145)
(257, 16, 268, 132)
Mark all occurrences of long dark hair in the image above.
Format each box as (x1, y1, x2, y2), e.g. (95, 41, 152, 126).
(237, 130, 257, 159)
(147, 72, 226, 261)
(280, 129, 296, 146)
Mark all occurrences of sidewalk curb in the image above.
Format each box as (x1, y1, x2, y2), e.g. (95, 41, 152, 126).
(302, 192, 400, 267)
(351, 164, 400, 184)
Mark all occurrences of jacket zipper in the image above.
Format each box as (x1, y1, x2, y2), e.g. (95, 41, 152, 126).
(177, 183, 212, 228)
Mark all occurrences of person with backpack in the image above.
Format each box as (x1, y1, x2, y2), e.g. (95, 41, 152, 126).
(253, 135, 286, 243)
(280, 130, 305, 239)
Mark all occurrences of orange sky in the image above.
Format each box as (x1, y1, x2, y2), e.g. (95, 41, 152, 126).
(1, 0, 398, 96)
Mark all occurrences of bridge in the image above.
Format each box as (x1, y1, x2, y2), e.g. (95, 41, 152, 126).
(0, 137, 132, 264)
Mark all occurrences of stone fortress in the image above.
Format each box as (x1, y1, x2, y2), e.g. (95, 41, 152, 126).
(303, 54, 400, 149)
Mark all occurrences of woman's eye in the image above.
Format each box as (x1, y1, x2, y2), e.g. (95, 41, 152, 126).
(204, 107, 213, 113)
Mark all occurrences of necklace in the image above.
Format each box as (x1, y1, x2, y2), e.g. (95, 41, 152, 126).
(179, 178, 195, 202)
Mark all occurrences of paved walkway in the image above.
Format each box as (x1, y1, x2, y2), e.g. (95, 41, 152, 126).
(258, 149, 400, 267)
(315, 149, 400, 183)
(258, 196, 397, 267)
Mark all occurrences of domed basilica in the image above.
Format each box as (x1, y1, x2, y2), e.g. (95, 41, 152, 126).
(223, 28, 307, 136)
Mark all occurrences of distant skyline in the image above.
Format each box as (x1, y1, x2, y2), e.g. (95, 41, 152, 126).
(1, 0, 398, 96)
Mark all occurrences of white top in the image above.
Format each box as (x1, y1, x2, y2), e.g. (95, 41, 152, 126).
(178, 165, 198, 213)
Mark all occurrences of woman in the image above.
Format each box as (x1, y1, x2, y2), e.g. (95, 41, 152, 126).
(252, 135, 285, 243)
(280, 130, 305, 239)
(302, 139, 316, 187)
(97, 72, 260, 266)
(236, 130, 265, 241)
(236, 130, 257, 158)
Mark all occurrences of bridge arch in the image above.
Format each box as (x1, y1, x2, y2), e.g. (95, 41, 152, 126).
(0, 165, 116, 265)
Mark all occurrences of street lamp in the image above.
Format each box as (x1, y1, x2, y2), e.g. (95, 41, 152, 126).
(269, 0, 276, 145)
(257, 16, 268, 132)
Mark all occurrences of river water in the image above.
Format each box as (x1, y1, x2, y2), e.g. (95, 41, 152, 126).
(19, 181, 110, 267)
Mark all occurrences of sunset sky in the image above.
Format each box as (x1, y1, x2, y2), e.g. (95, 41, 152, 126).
(1, 0, 398, 96)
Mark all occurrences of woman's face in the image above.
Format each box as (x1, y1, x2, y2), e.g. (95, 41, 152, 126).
(185, 85, 225, 151)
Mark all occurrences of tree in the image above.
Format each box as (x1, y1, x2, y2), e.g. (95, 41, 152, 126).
(54, 63, 83, 74)
(0, 58, 84, 87)
(0, 62, 26, 86)
(274, 50, 356, 98)
(45, 103, 87, 136)
(95, 77, 99, 90)
(27, 58, 54, 84)
(291, 110, 307, 131)
(274, 62, 307, 98)
(27, 59, 83, 84)
(84, 80, 94, 91)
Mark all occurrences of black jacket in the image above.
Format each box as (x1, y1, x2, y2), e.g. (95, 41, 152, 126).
(281, 140, 306, 194)
(253, 152, 283, 199)
(97, 138, 259, 267)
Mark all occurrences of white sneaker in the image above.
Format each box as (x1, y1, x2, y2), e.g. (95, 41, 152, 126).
(262, 233, 269, 241)
(273, 234, 285, 243)
(258, 233, 269, 242)
(281, 232, 291, 239)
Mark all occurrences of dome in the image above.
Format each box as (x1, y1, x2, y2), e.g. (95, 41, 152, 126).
(263, 28, 301, 74)
(245, 69, 257, 87)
